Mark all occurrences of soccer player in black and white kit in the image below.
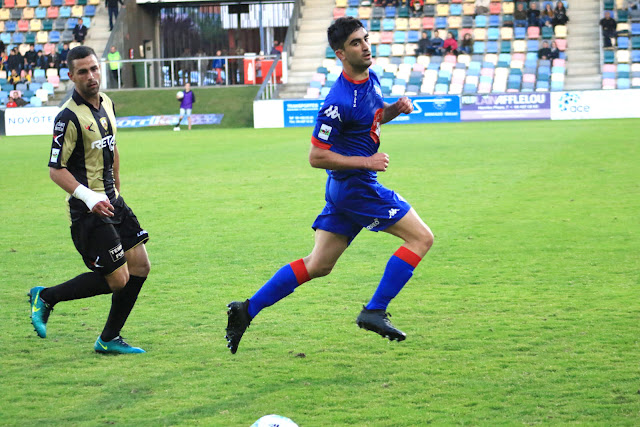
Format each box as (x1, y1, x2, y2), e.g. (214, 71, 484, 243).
(28, 46, 151, 354)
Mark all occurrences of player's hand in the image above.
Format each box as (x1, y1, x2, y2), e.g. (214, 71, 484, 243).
(365, 152, 389, 172)
(395, 97, 413, 115)
(92, 200, 115, 217)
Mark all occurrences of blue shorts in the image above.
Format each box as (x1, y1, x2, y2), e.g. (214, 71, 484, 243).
(312, 175, 411, 243)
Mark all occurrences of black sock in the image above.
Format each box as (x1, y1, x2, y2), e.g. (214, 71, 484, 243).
(40, 272, 111, 307)
(176, 117, 183, 126)
(101, 275, 147, 342)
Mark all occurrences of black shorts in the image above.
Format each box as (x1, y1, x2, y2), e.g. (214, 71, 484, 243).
(70, 197, 149, 275)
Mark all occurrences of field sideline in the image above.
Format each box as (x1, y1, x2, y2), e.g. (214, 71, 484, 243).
(1, 119, 639, 425)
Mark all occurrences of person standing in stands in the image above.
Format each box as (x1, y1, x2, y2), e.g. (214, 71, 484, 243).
(599, 12, 618, 48)
(106, 0, 125, 31)
(73, 18, 88, 44)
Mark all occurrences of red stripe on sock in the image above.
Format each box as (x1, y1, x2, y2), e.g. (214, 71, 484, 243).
(394, 247, 422, 268)
(290, 259, 311, 285)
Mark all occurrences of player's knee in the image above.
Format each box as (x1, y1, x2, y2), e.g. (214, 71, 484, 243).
(106, 268, 129, 291)
(132, 258, 151, 277)
(412, 226, 434, 255)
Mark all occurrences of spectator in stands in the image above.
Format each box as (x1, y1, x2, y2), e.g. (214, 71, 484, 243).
(59, 43, 70, 69)
(537, 40, 552, 59)
(20, 70, 31, 85)
(46, 50, 60, 69)
(36, 51, 48, 69)
(212, 50, 226, 84)
(6, 95, 18, 108)
(599, 12, 617, 48)
(7, 48, 23, 72)
(443, 31, 458, 55)
(11, 90, 28, 107)
(24, 45, 38, 71)
(8, 69, 21, 87)
(0, 50, 8, 71)
(541, 3, 554, 27)
(107, 46, 121, 87)
(475, 0, 490, 16)
(429, 30, 444, 55)
(415, 31, 431, 56)
(514, 2, 528, 27)
(73, 18, 88, 44)
(270, 40, 282, 56)
(410, 0, 424, 17)
(552, 1, 569, 27)
(0, 41, 5, 59)
(549, 40, 560, 60)
(459, 33, 474, 54)
(106, 0, 125, 31)
(528, 2, 542, 28)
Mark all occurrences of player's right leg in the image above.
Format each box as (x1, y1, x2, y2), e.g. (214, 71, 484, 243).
(226, 230, 349, 354)
(28, 220, 117, 338)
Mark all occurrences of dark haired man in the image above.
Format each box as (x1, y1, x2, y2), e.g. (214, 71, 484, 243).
(226, 17, 433, 354)
(29, 46, 151, 354)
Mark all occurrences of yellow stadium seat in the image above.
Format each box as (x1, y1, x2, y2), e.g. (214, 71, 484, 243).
(500, 27, 513, 40)
(473, 28, 486, 40)
(502, 2, 514, 14)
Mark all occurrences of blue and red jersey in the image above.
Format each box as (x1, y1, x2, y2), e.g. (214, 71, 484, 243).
(311, 70, 385, 180)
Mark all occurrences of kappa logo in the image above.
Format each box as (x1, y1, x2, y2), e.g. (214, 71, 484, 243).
(324, 105, 342, 122)
(85, 122, 95, 132)
(109, 243, 124, 263)
(388, 208, 399, 219)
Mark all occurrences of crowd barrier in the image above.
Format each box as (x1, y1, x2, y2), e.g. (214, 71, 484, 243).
(253, 88, 640, 128)
(2, 89, 639, 135)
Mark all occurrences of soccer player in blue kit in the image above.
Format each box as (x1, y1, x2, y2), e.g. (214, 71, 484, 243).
(226, 17, 434, 354)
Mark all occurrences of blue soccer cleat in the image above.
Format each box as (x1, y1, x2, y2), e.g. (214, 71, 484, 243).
(28, 286, 52, 338)
(94, 336, 146, 354)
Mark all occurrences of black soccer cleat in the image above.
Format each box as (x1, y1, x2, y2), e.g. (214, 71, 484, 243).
(225, 300, 252, 354)
(356, 306, 406, 341)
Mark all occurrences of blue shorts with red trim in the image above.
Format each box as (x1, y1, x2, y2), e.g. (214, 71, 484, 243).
(312, 174, 411, 243)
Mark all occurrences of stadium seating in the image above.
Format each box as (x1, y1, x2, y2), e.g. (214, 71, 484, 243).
(311, 0, 570, 98)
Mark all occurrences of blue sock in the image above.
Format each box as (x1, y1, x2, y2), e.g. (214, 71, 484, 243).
(366, 247, 422, 311)
(248, 259, 310, 318)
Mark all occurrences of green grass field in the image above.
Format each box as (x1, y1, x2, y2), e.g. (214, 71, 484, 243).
(1, 119, 639, 426)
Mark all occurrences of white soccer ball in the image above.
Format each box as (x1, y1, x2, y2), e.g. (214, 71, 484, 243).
(176, 91, 184, 99)
(251, 414, 298, 427)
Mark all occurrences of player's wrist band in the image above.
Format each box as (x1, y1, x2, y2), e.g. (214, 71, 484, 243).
(72, 184, 108, 211)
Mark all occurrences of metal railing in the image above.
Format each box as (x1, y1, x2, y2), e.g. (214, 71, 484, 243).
(255, 0, 303, 100)
(99, 54, 281, 90)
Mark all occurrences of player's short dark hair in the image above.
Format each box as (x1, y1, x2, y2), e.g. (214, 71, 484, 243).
(327, 17, 365, 51)
(68, 46, 97, 72)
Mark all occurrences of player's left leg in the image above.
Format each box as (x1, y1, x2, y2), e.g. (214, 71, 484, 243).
(357, 208, 433, 341)
(187, 112, 192, 130)
(96, 203, 150, 354)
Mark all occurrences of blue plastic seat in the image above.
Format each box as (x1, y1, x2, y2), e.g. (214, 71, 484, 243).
(489, 14, 500, 27)
(384, 6, 396, 17)
(515, 27, 526, 39)
(475, 15, 487, 27)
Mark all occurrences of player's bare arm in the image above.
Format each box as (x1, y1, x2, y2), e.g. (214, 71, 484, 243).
(309, 144, 389, 171)
(49, 167, 114, 217)
(380, 97, 413, 124)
